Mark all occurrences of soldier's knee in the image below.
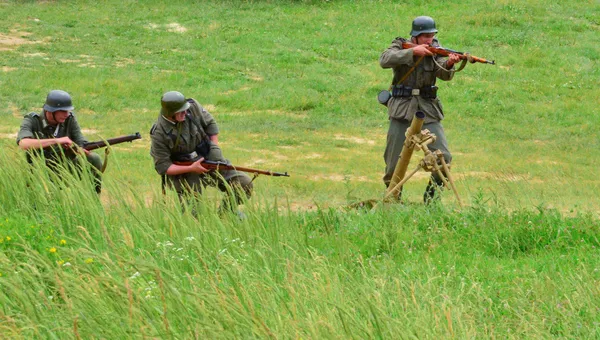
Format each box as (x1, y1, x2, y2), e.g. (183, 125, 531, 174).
(229, 175, 253, 198)
(86, 152, 103, 171)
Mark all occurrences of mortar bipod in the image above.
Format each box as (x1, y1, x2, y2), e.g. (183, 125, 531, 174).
(384, 129, 463, 207)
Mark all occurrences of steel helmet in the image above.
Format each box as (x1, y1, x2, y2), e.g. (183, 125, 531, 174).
(160, 91, 190, 118)
(410, 16, 438, 37)
(43, 90, 74, 112)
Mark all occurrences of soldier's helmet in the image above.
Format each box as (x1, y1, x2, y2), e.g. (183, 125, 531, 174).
(43, 90, 74, 112)
(160, 91, 190, 118)
(410, 16, 438, 37)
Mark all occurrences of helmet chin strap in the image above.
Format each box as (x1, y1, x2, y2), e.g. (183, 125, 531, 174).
(45, 110, 63, 137)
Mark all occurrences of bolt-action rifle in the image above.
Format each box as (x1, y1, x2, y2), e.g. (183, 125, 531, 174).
(82, 132, 142, 151)
(173, 157, 289, 177)
(38, 132, 142, 173)
(401, 41, 495, 65)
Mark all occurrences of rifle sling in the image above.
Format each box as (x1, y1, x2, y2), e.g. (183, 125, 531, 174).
(389, 56, 424, 91)
(101, 148, 110, 173)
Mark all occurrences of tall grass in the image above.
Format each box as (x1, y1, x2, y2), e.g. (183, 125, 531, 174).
(1, 149, 599, 338)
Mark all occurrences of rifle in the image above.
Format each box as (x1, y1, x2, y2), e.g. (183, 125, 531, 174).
(401, 41, 495, 65)
(82, 132, 142, 151)
(173, 159, 290, 177)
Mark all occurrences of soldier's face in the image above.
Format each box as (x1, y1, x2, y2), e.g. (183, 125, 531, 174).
(46, 110, 69, 124)
(172, 111, 186, 122)
(416, 33, 435, 45)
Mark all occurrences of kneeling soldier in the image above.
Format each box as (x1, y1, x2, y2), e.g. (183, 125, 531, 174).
(150, 91, 253, 215)
(16, 90, 103, 193)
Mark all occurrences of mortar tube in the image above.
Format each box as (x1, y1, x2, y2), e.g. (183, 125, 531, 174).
(386, 111, 425, 198)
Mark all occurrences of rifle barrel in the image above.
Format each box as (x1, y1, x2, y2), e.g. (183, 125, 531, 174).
(83, 132, 142, 151)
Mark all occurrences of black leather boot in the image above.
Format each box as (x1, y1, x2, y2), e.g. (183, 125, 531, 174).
(423, 176, 444, 205)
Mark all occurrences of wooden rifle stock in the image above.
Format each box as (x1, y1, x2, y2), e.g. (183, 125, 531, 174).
(173, 160, 290, 177)
(401, 41, 495, 65)
(82, 132, 142, 151)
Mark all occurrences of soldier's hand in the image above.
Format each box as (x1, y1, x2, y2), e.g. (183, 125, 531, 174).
(57, 137, 74, 148)
(447, 53, 461, 68)
(190, 158, 209, 174)
(412, 44, 434, 57)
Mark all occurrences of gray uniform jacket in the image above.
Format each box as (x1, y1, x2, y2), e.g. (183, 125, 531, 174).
(17, 112, 86, 145)
(150, 98, 223, 177)
(379, 37, 455, 124)
(17, 112, 87, 160)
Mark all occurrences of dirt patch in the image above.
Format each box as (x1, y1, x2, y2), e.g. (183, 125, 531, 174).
(303, 153, 323, 159)
(166, 23, 187, 33)
(77, 63, 97, 68)
(248, 73, 263, 81)
(115, 58, 135, 68)
(218, 109, 307, 119)
(203, 104, 216, 112)
(145, 23, 188, 33)
(128, 140, 151, 149)
(0, 30, 38, 51)
(534, 160, 560, 165)
(81, 129, 99, 135)
(75, 108, 98, 116)
(0, 133, 17, 139)
(2, 66, 17, 72)
(309, 174, 375, 183)
(123, 108, 153, 115)
(455, 171, 492, 179)
(455, 171, 541, 183)
(243, 158, 282, 168)
(265, 110, 307, 119)
(223, 86, 251, 95)
(23, 52, 48, 58)
(334, 134, 375, 145)
(287, 201, 317, 212)
(9, 104, 23, 118)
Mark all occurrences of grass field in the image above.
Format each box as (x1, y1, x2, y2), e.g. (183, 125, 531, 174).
(0, 0, 599, 338)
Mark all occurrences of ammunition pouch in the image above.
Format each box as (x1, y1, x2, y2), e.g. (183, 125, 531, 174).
(170, 139, 210, 163)
(195, 139, 211, 159)
(391, 85, 438, 99)
(170, 139, 227, 164)
(170, 150, 200, 163)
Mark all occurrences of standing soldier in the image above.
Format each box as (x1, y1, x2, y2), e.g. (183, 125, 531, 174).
(150, 91, 253, 216)
(380, 16, 462, 203)
(16, 90, 103, 193)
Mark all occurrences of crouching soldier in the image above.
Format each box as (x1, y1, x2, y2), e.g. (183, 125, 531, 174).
(16, 90, 103, 193)
(150, 91, 253, 216)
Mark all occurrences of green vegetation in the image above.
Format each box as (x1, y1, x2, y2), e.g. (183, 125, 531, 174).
(0, 0, 598, 338)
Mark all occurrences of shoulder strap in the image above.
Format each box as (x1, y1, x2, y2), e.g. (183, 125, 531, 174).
(29, 112, 44, 132)
(389, 37, 424, 90)
(185, 99, 209, 139)
(185, 113, 209, 141)
(186, 98, 208, 128)
(390, 57, 424, 89)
